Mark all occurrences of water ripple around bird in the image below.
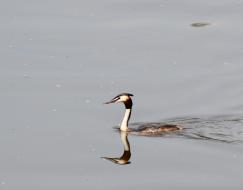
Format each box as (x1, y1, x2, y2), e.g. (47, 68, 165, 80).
(128, 115, 243, 143)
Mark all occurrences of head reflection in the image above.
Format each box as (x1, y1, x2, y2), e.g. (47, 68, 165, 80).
(102, 131, 131, 165)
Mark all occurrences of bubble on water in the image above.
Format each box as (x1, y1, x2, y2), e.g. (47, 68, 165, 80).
(10, 128, 16, 134)
(55, 84, 61, 88)
(99, 84, 103, 89)
(8, 44, 16, 48)
(25, 125, 31, 129)
(17, 154, 24, 160)
(111, 47, 117, 51)
(90, 146, 96, 152)
(223, 62, 230, 65)
(89, 12, 95, 17)
(23, 74, 29, 78)
(98, 73, 105, 78)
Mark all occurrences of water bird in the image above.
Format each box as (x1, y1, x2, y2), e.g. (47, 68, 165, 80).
(104, 93, 182, 135)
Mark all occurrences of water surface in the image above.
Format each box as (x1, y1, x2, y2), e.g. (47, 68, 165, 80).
(0, 0, 243, 189)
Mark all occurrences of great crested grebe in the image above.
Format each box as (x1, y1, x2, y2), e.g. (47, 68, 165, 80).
(105, 93, 182, 135)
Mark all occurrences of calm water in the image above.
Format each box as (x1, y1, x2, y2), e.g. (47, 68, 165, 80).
(0, 0, 243, 189)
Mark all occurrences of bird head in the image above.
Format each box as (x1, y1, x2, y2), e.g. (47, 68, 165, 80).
(104, 93, 133, 109)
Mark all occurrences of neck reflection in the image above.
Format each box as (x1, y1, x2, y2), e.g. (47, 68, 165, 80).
(102, 131, 131, 165)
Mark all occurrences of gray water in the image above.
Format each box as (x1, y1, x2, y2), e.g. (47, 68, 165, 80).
(1, 0, 243, 189)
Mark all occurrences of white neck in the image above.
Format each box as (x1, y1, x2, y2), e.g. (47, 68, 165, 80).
(120, 108, 132, 131)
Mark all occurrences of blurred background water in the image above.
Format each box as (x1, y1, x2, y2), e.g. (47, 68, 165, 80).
(0, 0, 243, 189)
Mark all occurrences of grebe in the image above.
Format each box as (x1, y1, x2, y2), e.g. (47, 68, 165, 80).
(104, 93, 182, 135)
(102, 131, 131, 165)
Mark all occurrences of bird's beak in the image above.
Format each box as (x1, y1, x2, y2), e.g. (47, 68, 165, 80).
(103, 99, 116, 104)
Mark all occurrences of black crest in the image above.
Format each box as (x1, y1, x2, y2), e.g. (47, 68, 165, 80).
(114, 93, 134, 99)
(114, 93, 133, 109)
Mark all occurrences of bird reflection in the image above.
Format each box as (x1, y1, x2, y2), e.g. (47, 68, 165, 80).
(102, 131, 131, 165)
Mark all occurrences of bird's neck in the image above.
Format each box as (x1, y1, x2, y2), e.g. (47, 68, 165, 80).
(120, 108, 132, 131)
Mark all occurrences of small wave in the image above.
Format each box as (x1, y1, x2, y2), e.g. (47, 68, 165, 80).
(129, 115, 243, 143)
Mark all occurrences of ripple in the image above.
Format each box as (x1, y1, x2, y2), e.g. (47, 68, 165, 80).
(129, 115, 243, 143)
